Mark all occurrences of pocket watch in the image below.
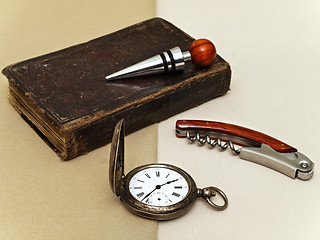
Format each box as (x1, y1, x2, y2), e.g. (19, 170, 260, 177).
(109, 119, 228, 221)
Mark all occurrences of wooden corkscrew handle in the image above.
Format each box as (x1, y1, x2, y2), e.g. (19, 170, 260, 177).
(175, 120, 297, 153)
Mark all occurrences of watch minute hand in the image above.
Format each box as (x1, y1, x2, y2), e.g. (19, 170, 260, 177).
(141, 188, 157, 202)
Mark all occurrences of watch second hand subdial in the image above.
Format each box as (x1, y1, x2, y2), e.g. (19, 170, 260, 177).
(141, 179, 179, 202)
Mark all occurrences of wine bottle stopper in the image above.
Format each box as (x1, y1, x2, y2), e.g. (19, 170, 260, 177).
(105, 39, 216, 81)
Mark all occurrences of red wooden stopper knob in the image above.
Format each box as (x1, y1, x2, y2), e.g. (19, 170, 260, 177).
(189, 39, 216, 67)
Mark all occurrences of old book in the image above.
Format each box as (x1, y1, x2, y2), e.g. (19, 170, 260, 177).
(2, 18, 231, 160)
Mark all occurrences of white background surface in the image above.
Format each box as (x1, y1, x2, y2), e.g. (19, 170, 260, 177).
(157, 0, 320, 239)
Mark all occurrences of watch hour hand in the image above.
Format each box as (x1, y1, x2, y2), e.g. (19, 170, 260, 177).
(175, 120, 314, 180)
(141, 179, 179, 202)
(160, 179, 179, 187)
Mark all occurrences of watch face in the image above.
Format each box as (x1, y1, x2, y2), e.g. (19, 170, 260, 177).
(128, 165, 190, 207)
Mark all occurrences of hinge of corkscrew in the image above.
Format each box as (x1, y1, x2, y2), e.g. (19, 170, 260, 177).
(176, 120, 314, 180)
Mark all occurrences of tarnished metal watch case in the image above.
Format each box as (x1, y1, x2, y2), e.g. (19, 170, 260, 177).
(109, 119, 198, 220)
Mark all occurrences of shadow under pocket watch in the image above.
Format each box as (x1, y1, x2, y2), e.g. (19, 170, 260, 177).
(109, 119, 228, 221)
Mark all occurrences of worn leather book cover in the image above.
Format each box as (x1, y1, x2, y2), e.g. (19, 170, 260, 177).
(2, 17, 231, 160)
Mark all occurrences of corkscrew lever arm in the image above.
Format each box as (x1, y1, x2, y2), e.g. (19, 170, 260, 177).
(175, 120, 314, 180)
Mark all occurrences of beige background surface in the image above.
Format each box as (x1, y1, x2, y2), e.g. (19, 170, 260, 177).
(157, 0, 320, 240)
(0, 1, 157, 239)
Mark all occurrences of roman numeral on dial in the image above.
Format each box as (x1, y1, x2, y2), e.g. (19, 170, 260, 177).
(137, 192, 145, 198)
(172, 192, 180, 197)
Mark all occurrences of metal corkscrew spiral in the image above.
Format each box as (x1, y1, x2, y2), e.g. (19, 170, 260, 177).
(186, 131, 241, 155)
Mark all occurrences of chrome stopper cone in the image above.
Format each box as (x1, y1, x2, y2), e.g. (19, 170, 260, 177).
(105, 47, 191, 81)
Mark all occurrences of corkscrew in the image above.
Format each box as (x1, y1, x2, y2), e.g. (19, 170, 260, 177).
(176, 120, 314, 180)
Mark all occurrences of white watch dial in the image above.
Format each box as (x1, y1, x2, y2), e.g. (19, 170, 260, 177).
(129, 166, 189, 207)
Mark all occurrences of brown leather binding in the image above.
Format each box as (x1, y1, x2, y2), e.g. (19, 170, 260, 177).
(2, 18, 231, 160)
